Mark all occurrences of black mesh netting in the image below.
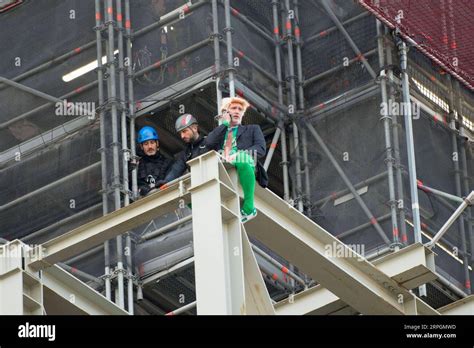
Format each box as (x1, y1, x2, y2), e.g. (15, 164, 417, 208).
(305, 89, 473, 290)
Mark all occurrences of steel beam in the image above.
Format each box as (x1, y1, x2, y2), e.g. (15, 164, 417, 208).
(42, 265, 128, 315)
(371, 243, 436, 290)
(0, 240, 125, 315)
(187, 152, 245, 314)
(188, 151, 273, 314)
(242, 175, 437, 314)
(275, 243, 437, 315)
(438, 295, 474, 315)
(241, 224, 275, 314)
(0, 241, 40, 314)
(27, 176, 191, 270)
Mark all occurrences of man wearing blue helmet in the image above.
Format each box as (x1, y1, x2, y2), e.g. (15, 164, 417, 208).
(136, 126, 173, 196)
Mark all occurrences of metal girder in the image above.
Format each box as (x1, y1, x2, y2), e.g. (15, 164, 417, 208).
(188, 151, 273, 314)
(188, 152, 245, 314)
(242, 176, 438, 314)
(185, 151, 438, 315)
(0, 241, 43, 314)
(0, 240, 126, 315)
(241, 224, 275, 314)
(42, 265, 128, 315)
(276, 243, 437, 315)
(28, 176, 191, 271)
(372, 243, 437, 289)
(438, 296, 474, 315)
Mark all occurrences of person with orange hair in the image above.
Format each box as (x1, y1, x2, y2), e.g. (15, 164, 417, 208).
(206, 96, 266, 223)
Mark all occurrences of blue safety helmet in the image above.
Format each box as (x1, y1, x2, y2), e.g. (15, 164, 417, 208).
(137, 126, 159, 144)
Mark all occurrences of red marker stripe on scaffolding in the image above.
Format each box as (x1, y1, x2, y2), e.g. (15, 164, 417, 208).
(74, 47, 82, 54)
(74, 87, 83, 94)
(281, 266, 288, 274)
(270, 143, 277, 149)
(319, 30, 327, 37)
(231, 8, 239, 16)
(183, 4, 190, 13)
(286, 21, 291, 31)
(95, 12, 101, 20)
(125, 20, 131, 29)
(295, 27, 301, 37)
(417, 181, 429, 192)
(370, 217, 377, 225)
(402, 234, 408, 243)
(154, 61, 161, 68)
(159, 184, 169, 190)
(392, 227, 399, 237)
(466, 280, 471, 289)
(117, 13, 122, 22)
(272, 273, 279, 281)
(274, 27, 279, 35)
(237, 50, 244, 58)
(107, 7, 112, 14)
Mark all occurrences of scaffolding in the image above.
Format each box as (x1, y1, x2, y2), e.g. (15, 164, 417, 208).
(0, 0, 473, 315)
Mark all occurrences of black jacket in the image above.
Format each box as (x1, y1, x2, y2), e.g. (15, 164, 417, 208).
(205, 124, 268, 187)
(205, 124, 266, 159)
(137, 151, 173, 190)
(164, 135, 209, 182)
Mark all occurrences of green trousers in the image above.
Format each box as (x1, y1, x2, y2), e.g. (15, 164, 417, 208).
(230, 151, 256, 215)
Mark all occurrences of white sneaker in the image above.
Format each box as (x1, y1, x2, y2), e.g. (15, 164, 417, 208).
(241, 208, 257, 223)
